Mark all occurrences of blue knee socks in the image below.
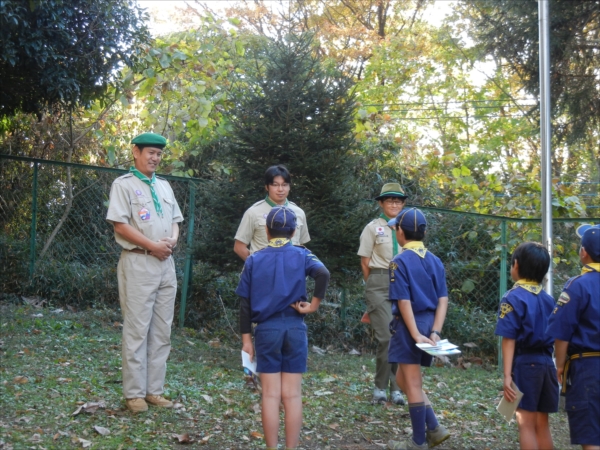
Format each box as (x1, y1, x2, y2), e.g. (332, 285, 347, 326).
(425, 404, 439, 430)
(408, 402, 426, 445)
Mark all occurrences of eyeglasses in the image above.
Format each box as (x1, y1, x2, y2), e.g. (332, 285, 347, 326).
(270, 183, 290, 189)
(383, 199, 404, 206)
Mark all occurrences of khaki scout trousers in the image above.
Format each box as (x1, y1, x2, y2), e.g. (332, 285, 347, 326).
(117, 251, 177, 399)
(365, 270, 400, 391)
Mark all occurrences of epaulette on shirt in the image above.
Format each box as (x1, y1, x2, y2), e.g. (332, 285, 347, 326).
(293, 244, 306, 248)
(156, 175, 166, 180)
(251, 199, 267, 208)
(114, 173, 134, 183)
(563, 274, 584, 290)
(501, 284, 520, 300)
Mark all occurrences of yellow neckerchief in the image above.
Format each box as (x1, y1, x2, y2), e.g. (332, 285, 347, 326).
(582, 263, 600, 274)
(514, 279, 543, 294)
(268, 238, 290, 248)
(403, 241, 427, 258)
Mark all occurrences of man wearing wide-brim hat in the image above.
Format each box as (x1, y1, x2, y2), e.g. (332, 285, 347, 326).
(357, 183, 407, 405)
(106, 132, 183, 412)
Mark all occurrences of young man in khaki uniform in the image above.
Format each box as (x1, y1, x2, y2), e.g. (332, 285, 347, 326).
(106, 132, 183, 412)
(358, 183, 407, 405)
(234, 165, 310, 261)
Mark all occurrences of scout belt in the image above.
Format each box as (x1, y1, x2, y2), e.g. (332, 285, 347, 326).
(561, 351, 600, 394)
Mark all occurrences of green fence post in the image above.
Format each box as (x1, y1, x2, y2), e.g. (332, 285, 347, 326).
(29, 162, 39, 279)
(497, 219, 508, 373)
(178, 182, 196, 328)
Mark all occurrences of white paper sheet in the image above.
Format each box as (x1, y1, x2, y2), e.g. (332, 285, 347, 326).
(416, 339, 462, 356)
(496, 381, 524, 422)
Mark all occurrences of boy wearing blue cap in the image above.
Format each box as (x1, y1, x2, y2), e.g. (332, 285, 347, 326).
(495, 242, 558, 450)
(547, 224, 600, 449)
(385, 208, 450, 450)
(236, 206, 330, 450)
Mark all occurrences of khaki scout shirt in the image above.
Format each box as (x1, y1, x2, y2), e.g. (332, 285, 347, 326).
(234, 199, 310, 254)
(357, 217, 401, 269)
(106, 173, 183, 250)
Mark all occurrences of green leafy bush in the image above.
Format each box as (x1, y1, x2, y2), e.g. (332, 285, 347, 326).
(443, 302, 498, 361)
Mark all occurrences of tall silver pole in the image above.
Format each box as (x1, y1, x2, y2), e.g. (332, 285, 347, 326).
(539, 0, 553, 294)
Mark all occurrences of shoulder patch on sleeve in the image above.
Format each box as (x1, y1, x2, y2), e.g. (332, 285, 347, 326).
(499, 302, 514, 319)
(557, 291, 570, 306)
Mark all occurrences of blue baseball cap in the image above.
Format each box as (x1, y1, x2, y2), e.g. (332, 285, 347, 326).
(388, 207, 427, 232)
(266, 206, 297, 232)
(577, 224, 600, 261)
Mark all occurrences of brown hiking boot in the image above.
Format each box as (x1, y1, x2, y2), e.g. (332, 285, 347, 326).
(145, 395, 173, 408)
(125, 398, 148, 412)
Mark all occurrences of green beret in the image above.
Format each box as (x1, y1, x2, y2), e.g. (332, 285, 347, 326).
(131, 132, 167, 148)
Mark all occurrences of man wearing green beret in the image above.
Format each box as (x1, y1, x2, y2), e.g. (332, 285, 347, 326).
(358, 183, 407, 406)
(106, 132, 183, 412)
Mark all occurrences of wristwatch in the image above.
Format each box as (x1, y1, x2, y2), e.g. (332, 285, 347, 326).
(431, 330, 441, 337)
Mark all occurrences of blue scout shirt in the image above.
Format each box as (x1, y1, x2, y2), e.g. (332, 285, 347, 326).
(494, 280, 555, 353)
(547, 264, 600, 352)
(235, 239, 325, 323)
(388, 241, 448, 316)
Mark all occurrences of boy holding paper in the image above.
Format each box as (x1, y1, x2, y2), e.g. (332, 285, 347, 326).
(236, 206, 330, 450)
(495, 242, 558, 450)
(386, 208, 450, 450)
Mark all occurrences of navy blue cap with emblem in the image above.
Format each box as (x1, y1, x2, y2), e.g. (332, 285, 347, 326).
(266, 205, 297, 233)
(388, 207, 427, 232)
(577, 224, 600, 261)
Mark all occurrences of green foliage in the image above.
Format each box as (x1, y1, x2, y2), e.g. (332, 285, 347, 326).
(443, 303, 498, 359)
(28, 260, 119, 307)
(0, 0, 150, 118)
(198, 33, 369, 277)
(457, 0, 600, 145)
(88, 15, 245, 175)
(0, 235, 29, 295)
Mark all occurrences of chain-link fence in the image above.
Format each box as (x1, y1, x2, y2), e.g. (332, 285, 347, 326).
(0, 154, 199, 325)
(1, 155, 598, 352)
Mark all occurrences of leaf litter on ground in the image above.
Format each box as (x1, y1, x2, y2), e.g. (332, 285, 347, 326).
(0, 304, 574, 449)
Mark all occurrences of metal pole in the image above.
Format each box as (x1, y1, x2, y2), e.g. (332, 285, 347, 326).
(178, 182, 196, 328)
(498, 219, 508, 372)
(539, 0, 553, 295)
(29, 162, 39, 278)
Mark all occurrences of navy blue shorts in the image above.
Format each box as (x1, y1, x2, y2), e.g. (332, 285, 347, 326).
(388, 313, 434, 366)
(254, 315, 308, 374)
(565, 356, 600, 446)
(512, 354, 559, 413)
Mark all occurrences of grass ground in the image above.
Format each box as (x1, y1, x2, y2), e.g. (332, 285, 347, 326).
(0, 303, 574, 449)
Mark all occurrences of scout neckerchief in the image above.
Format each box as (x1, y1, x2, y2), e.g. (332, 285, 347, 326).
(265, 195, 289, 208)
(582, 263, 600, 274)
(402, 241, 427, 258)
(514, 279, 543, 295)
(130, 167, 163, 218)
(268, 238, 290, 248)
(380, 214, 399, 256)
